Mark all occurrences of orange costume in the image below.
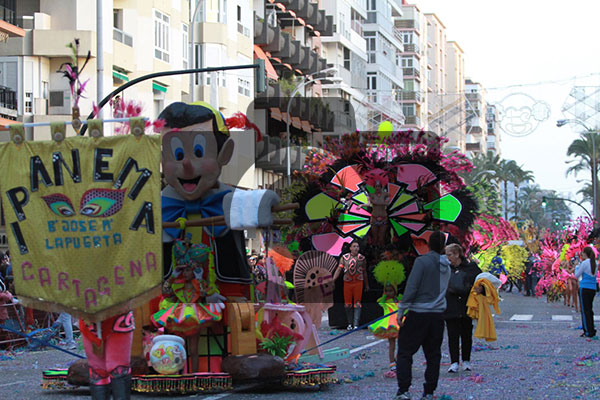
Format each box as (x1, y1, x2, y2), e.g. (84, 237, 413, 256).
(339, 253, 367, 307)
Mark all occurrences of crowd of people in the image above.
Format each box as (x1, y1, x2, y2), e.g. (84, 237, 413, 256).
(0, 251, 78, 350)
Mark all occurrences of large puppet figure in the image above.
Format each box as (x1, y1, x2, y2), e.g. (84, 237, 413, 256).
(159, 102, 254, 299)
(158, 101, 277, 370)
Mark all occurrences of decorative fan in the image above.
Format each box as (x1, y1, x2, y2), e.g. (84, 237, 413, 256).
(302, 163, 466, 256)
(293, 251, 338, 329)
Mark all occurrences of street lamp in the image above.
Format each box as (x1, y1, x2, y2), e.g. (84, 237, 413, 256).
(285, 70, 342, 185)
(557, 118, 597, 224)
(189, 0, 203, 102)
(541, 195, 592, 220)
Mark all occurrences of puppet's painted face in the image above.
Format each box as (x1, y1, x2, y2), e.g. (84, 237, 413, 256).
(162, 121, 229, 201)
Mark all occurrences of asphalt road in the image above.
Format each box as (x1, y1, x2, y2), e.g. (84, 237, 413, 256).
(1, 290, 599, 400)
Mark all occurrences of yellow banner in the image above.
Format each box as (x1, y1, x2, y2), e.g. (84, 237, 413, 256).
(0, 134, 162, 322)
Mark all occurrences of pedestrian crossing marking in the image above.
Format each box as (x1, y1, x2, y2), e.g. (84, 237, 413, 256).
(509, 314, 533, 321)
(552, 315, 573, 321)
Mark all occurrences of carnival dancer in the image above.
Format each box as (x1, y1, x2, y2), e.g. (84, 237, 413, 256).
(368, 260, 405, 377)
(443, 243, 482, 373)
(152, 237, 222, 372)
(364, 169, 389, 247)
(575, 247, 597, 338)
(333, 240, 369, 330)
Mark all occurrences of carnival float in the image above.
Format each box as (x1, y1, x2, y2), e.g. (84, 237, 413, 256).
(0, 40, 494, 399)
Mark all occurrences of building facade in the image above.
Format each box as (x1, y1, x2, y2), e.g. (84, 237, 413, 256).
(464, 78, 488, 157)
(1, 0, 190, 140)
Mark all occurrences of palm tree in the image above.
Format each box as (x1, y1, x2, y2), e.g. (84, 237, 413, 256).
(566, 131, 600, 219)
(511, 165, 534, 217)
(496, 159, 518, 220)
(577, 181, 593, 205)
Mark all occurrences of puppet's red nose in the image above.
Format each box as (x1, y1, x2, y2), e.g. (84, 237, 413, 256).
(182, 158, 194, 174)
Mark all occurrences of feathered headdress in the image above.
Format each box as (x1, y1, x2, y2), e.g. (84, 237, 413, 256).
(373, 260, 406, 290)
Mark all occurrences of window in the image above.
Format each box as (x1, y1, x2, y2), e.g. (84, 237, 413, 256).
(25, 92, 33, 113)
(236, 5, 249, 36)
(113, 9, 123, 29)
(194, 44, 202, 85)
(182, 24, 189, 69)
(154, 10, 170, 62)
(366, 35, 376, 63)
(402, 104, 415, 116)
(343, 46, 351, 71)
(238, 78, 250, 97)
(367, 73, 377, 102)
(401, 57, 413, 68)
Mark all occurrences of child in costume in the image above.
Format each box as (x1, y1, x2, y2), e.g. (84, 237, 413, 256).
(368, 260, 405, 377)
(153, 235, 222, 373)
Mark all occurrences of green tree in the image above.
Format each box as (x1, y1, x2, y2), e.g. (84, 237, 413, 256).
(566, 131, 600, 219)
(510, 165, 534, 218)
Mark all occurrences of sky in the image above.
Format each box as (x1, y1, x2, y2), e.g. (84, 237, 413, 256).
(411, 0, 600, 217)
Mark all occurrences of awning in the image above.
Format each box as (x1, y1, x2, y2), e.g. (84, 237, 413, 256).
(254, 45, 278, 80)
(152, 81, 167, 93)
(297, 17, 306, 26)
(0, 20, 25, 38)
(275, 3, 286, 11)
(291, 117, 302, 129)
(112, 70, 129, 82)
(270, 108, 283, 121)
(301, 120, 312, 133)
(0, 117, 18, 131)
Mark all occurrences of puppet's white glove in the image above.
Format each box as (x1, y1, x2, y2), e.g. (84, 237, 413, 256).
(206, 293, 227, 313)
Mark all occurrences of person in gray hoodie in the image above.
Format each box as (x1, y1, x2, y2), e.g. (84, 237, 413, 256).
(394, 231, 451, 400)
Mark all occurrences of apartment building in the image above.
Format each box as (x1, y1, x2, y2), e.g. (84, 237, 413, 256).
(486, 103, 500, 155)
(363, 0, 404, 130)
(252, 0, 334, 192)
(320, 0, 369, 133)
(0, 0, 191, 140)
(189, 0, 254, 118)
(396, 1, 424, 130)
(443, 40, 466, 152)
(465, 78, 488, 157)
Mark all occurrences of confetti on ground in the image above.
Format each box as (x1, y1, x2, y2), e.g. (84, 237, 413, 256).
(473, 343, 499, 351)
(575, 353, 600, 366)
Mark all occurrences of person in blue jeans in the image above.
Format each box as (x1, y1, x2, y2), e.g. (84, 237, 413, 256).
(49, 312, 77, 349)
(575, 247, 597, 338)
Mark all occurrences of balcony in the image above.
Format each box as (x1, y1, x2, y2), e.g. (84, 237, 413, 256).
(466, 142, 482, 152)
(0, 86, 16, 112)
(402, 67, 420, 78)
(113, 27, 133, 47)
(400, 91, 422, 102)
(351, 19, 363, 36)
(33, 29, 95, 57)
(466, 125, 483, 134)
(404, 115, 421, 126)
(466, 92, 481, 102)
(395, 19, 420, 31)
(403, 43, 420, 55)
(256, 136, 286, 170)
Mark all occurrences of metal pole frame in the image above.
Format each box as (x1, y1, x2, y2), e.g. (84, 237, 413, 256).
(79, 64, 260, 135)
(543, 196, 592, 220)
